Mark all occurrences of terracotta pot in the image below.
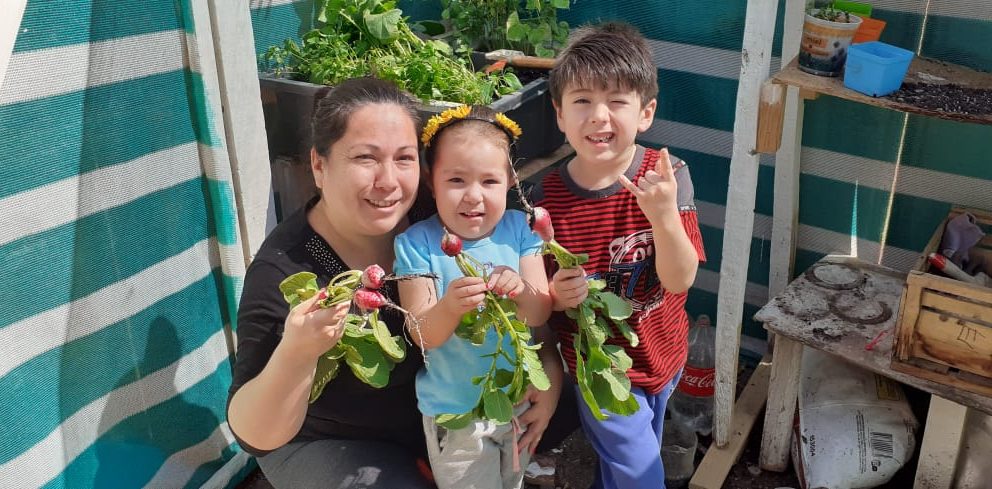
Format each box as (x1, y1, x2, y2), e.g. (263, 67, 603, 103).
(798, 10, 864, 77)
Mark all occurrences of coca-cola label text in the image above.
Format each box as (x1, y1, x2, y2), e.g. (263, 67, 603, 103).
(677, 364, 715, 397)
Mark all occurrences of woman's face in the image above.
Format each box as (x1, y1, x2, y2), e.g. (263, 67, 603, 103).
(311, 103, 420, 238)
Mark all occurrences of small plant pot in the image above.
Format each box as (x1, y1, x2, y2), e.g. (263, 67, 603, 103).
(843, 41, 914, 97)
(798, 10, 863, 77)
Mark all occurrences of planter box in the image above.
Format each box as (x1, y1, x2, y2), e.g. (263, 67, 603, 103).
(892, 207, 992, 396)
(258, 74, 564, 162)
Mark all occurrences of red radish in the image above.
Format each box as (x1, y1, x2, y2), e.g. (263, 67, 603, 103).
(315, 288, 329, 302)
(441, 231, 463, 257)
(354, 288, 388, 311)
(361, 264, 386, 289)
(529, 206, 554, 242)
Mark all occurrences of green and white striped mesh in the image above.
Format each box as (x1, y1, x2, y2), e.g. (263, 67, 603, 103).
(1, 1, 249, 487)
(248, 0, 992, 343)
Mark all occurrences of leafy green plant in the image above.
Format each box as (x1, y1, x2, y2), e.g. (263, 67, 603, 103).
(529, 206, 640, 419)
(809, 3, 854, 22)
(432, 230, 551, 429)
(264, 0, 522, 104)
(279, 269, 407, 402)
(440, 0, 572, 58)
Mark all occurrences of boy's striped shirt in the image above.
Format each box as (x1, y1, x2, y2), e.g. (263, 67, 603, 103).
(532, 145, 706, 394)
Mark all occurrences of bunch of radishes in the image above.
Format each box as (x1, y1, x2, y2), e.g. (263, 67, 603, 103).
(433, 230, 550, 428)
(528, 206, 640, 419)
(279, 265, 410, 402)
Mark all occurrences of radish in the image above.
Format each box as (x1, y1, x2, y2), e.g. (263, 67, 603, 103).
(441, 230, 463, 257)
(361, 264, 386, 290)
(529, 206, 554, 242)
(354, 288, 387, 311)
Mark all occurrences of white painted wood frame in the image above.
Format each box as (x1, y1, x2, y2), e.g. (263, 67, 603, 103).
(714, 0, 781, 447)
(206, 0, 275, 262)
(0, 0, 28, 91)
(914, 396, 968, 489)
(769, 0, 807, 298)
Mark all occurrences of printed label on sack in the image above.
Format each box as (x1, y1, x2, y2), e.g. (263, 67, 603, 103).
(677, 365, 715, 397)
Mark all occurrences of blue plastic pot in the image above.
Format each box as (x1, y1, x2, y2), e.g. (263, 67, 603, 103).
(843, 41, 914, 97)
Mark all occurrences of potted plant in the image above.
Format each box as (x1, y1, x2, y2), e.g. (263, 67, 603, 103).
(798, 3, 863, 77)
(259, 0, 561, 164)
(433, 0, 572, 159)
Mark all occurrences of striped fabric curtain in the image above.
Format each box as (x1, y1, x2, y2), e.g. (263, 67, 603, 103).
(1, 1, 250, 487)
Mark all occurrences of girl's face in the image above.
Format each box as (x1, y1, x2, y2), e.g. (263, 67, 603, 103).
(430, 133, 510, 240)
(311, 103, 420, 238)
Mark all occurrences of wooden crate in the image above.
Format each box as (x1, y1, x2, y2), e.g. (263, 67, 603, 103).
(892, 207, 992, 396)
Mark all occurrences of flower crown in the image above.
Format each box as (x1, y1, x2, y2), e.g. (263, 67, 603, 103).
(421, 105, 523, 147)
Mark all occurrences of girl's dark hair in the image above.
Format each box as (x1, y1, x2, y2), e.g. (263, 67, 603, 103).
(311, 76, 421, 156)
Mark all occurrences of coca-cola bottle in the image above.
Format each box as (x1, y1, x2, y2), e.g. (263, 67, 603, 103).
(668, 314, 715, 436)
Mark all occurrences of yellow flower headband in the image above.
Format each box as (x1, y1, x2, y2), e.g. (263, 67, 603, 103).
(421, 105, 523, 147)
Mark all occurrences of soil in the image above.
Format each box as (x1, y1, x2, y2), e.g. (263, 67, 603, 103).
(886, 82, 992, 115)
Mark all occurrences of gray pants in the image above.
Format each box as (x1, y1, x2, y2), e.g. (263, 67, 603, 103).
(257, 438, 434, 489)
(422, 403, 531, 489)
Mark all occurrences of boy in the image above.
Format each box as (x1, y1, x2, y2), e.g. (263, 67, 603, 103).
(530, 22, 706, 489)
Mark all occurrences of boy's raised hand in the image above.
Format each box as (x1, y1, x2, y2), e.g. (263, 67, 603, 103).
(618, 147, 679, 226)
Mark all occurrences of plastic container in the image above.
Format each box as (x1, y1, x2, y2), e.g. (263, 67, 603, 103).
(843, 41, 914, 97)
(798, 10, 863, 77)
(662, 409, 698, 489)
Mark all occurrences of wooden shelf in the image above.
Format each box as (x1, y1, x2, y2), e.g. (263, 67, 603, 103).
(772, 57, 992, 125)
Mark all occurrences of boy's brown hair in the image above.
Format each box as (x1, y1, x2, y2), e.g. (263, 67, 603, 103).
(548, 22, 658, 107)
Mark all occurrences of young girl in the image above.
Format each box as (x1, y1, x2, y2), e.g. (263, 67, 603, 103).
(394, 105, 552, 489)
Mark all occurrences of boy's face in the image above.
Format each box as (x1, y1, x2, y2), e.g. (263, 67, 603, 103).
(429, 133, 510, 240)
(555, 85, 656, 165)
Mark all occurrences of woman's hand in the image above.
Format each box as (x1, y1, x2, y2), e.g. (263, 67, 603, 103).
(487, 265, 524, 298)
(281, 291, 351, 359)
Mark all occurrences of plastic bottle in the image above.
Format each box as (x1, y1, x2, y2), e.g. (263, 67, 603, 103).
(662, 408, 697, 489)
(669, 314, 716, 436)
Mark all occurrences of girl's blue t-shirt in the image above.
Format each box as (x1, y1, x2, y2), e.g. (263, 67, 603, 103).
(393, 209, 543, 417)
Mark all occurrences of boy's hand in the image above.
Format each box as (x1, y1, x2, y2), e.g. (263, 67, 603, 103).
(487, 265, 524, 298)
(552, 266, 588, 310)
(619, 147, 679, 226)
(440, 276, 488, 316)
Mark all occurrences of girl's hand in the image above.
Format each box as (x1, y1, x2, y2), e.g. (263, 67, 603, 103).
(487, 265, 525, 298)
(282, 291, 350, 359)
(551, 266, 588, 310)
(441, 276, 488, 316)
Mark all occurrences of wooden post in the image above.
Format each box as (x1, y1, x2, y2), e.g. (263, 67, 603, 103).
(769, 0, 807, 299)
(914, 396, 967, 489)
(755, 82, 785, 154)
(206, 0, 275, 262)
(759, 337, 803, 471)
(0, 0, 28, 91)
(714, 0, 781, 447)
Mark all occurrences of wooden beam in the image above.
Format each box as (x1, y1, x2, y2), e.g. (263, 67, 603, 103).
(714, 0, 781, 447)
(755, 82, 786, 154)
(0, 0, 27, 91)
(206, 0, 276, 262)
(768, 0, 807, 299)
(759, 336, 803, 471)
(689, 355, 772, 489)
(914, 396, 968, 489)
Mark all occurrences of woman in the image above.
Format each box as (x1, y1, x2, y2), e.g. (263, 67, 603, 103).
(227, 77, 567, 489)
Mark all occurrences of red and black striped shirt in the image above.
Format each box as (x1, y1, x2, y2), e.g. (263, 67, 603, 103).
(532, 146, 706, 394)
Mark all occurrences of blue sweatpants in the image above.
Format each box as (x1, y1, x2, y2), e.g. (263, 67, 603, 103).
(574, 370, 682, 489)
